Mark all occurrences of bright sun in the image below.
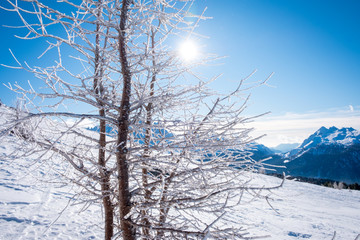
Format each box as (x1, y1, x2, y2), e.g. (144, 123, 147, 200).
(178, 40, 198, 61)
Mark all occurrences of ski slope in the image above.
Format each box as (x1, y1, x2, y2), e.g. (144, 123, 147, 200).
(1, 141, 360, 239)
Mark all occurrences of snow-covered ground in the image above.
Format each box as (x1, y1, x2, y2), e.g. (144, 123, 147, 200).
(1, 142, 360, 239)
(230, 174, 360, 239)
(0, 142, 103, 240)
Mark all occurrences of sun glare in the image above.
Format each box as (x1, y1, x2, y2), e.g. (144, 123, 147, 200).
(178, 40, 198, 61)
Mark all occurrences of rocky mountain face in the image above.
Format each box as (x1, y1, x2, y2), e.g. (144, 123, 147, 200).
(253, 127, 360, 184)
(284, 143, 360, 183)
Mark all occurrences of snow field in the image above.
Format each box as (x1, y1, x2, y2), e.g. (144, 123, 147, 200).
(1, 142, 360, 239)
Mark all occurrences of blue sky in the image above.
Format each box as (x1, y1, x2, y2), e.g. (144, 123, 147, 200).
(1, 0, 360, 146)
(193, 0, 360, 146)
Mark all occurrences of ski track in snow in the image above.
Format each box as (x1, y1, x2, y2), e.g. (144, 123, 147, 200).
(1, 147, 360, 239)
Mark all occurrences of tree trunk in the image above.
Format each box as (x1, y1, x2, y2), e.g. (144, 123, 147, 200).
(117, 0, 135, 239)
(94, 1, 114, 238)
(99, 115, 114, 240)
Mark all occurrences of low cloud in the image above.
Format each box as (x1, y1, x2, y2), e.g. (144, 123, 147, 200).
(248, 106, 360, 147)
(349, 105, 354, 112)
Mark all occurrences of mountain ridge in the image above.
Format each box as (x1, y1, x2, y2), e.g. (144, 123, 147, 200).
(260, 126, 360, 184)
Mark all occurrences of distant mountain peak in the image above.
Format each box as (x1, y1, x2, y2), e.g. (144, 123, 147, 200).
(299, 126, 360, 149)
(264, 126, 360, 184)
(317, 126, 330, 134)
(270, 143, 300, 153)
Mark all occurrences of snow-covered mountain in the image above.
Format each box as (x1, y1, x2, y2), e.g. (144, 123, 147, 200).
(270, 143, 300, 153)
(248, 143, 276, 161)
(299, 126, 360, 148)
(272, 127, 360, 183)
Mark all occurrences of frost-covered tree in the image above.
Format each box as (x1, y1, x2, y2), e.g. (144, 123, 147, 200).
(0, 0, 281, 239)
